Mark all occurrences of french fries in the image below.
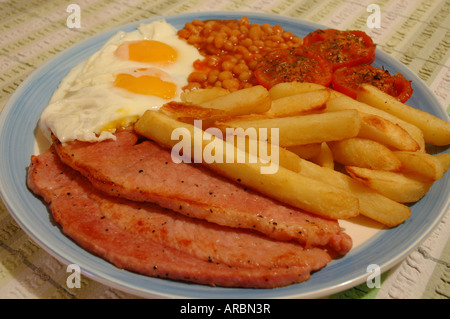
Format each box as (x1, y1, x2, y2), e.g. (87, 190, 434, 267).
(278, 149, 411, 227)
(357, 84, 450, 146)
(180, 87, 230, 104)
(358, 112, 420, 151)
(326, 95, 426, 151)
(268, 82, 327, 99)
(285, 143, 322, 160)
(265, 89, 329, 117)
(135, 110, 360, 220)
(394, 151, 446, 180)
(162, 85, 271, 126)
(435, 153, 450, 171)
(310, 142, 334, 169)
(346, 166, 433, 203)
(329, 137, 402, 171)
(216, 110, 361, 147)
(131, 80, 449, 228)
(159, 101, 226, 128)
(199, 85, 272, 116)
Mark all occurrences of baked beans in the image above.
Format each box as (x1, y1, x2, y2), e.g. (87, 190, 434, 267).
(178, 17, 303, 91)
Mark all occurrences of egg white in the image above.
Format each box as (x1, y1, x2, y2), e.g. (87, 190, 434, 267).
(40, 20, 202, 143)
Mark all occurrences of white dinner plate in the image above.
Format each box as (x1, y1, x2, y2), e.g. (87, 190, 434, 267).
(0, 11, 449, 299)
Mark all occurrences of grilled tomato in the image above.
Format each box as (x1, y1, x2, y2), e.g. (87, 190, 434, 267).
(332, 64, 413, 102)
(254, 47, 333, 89)
(303, 29, 376, 70)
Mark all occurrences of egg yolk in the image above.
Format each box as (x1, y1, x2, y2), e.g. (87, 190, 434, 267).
(101, 115, 140, 133)
(116, 40, 178, 64)
(114, 72, 177, 99)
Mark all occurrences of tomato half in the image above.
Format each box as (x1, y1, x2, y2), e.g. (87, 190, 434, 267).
(332, 64, 413, 102)
(303, 29, 376, 71)
(254, 47, 333, 89)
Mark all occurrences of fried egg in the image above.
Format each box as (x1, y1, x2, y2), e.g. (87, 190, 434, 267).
(40, 20, 202, 143)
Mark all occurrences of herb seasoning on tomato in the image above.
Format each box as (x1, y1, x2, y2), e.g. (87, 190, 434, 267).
(254, 47, 333, 89)
(332, 64, 413, 102)
(303, 29, 376, 71)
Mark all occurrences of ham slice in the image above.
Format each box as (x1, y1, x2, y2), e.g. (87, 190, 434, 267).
(27, 147, 334, 288)
(53, 130, 352, 254)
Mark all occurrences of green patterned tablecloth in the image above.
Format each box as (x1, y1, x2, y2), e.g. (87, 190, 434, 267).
(0, 0, 449, 299)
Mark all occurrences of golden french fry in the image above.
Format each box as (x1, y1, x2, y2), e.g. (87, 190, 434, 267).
(329, 137, 402, 171)
(199, 85, 271, 116)
(326, 95, 426, 152)
(265, 89, 329, 117)
(279, 149, 411, 227)
(159, 101, 226, 127)
(268, 82, 327, 100)
(357, 84, 450, 146)
(226, 135, 410, 227)
(161, 86, 270, 127)
(216, 110, 361, 147)
(435, 153, 450, 172)
(310, 142, 334, 169)
(228, 133, 337, 179)
(358, 112, 420, 151)
(135, 110, 360, 220)
(328, 89, 347, 100)
(394, 151, 445, 180)
(285, 143, 322, 160)
(180, 87, 230, 105)
(346, 166, 433, 203)
(229, 135, 304, 173)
